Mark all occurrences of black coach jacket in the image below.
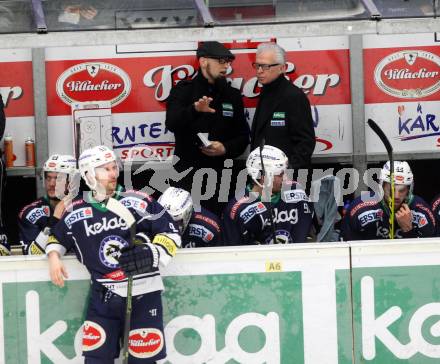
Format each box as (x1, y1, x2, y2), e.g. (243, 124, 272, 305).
(250, 75, 316, 169)
(166, 72, 249, 172)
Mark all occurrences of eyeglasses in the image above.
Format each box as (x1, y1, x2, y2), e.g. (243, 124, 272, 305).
(207, 57, 233, 65)
(252, 63, 280, 71)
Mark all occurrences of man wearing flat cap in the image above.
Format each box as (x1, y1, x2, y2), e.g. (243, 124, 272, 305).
(166, 41, 249, 217)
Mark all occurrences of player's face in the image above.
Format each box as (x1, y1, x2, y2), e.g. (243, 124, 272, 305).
(200, 57, 231, 83)
(45, 172, 59, 199)
(272, 173, 284, 193)
(383, 182, 409, 211)
(95, 161, 119, 196)
(255, 50, 285, 85)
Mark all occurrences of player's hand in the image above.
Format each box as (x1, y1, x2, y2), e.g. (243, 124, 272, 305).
(48, 251, 68, 287)
(200, 141, 226, 156)
(194, 96, 215, 113)
(396, 203, 412, 232)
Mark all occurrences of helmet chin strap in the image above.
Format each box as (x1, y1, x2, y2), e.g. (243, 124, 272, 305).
(92, 182, 108, 202)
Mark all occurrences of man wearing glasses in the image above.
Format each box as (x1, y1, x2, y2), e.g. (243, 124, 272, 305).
(250, 42, 315, 171)
(166, 41, 249, 216)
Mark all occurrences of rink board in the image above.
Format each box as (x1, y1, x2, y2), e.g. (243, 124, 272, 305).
(1, 240, 440, 364)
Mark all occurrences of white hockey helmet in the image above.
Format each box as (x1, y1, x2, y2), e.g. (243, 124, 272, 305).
(380, 161, 413, 185)
(158, 187, 194, 234)
(42, 154, 78, 199)
(380, 160, 414, 192)
(246, 145, 288, 187)
(43, 154, 77, 175)
(78, 145, 118, 190)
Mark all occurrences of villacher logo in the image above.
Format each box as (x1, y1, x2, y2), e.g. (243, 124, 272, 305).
(374, 50, 440, 99)
(56, 62, 131, 106)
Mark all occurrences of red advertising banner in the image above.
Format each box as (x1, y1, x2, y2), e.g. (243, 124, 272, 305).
(0, 61, 34, 117)
(364, 45, 440, 104)
(45, 48, 350, 117)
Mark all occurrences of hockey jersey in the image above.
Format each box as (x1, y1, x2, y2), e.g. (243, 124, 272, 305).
(18, 196, 53, 255)
(431, 194, 440, 237)
(47, 186, 181, 296)
(341, 195, 436, 240)
(222, 182, 313, 245)
(182, 207, 222, 248)
(0, 224, 9, 256)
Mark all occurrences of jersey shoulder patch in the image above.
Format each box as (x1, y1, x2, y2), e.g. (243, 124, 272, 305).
(193, 213, 220, 233)
(230, 196, 251, 220)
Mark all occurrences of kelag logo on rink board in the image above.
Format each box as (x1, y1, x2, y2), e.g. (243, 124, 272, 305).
(350, 265, 440, 363)
(2, 272, 303, 364)
(56, 62, 131, 106)
(374, 50, 440, 99)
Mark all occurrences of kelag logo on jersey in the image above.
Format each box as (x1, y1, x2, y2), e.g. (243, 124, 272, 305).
(64, 207, 93, 228)
(358, 209, 383, 227)
(26, 206, 50, 224)
(240, 202, 267, 224)
(188, 224, 214, 243)
(85, 216, 129, 236)
(374, 50, 440, 99)
(99, 235, 128, 268)
(56, 62, 131, 106)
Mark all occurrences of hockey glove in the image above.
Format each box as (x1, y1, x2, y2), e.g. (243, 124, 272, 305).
(118, 239, 159, 276)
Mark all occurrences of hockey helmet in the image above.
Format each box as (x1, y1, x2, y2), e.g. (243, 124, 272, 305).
(380, 160, 414, 196)
(43, 154, 77, 175)
(43, 154, 79, 198)
(158, 187, 194, 234)
(246, 145, 288, 188)
(78, 145, 118, 190)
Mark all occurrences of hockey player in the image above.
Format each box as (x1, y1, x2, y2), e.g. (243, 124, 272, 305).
(158, 187, 221, 248)
(18, 154, 78, 255)
(222, 145, 313, 245)
(341, 161, 435, 240)
(46, 145, 181, 363)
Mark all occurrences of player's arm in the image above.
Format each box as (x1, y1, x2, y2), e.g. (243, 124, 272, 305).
(47, 249, 69, 287)
(165, 82, 199, 132)
(292, 200, 314, 243)
(18, 211, 48, 255)
(45, 210, 71, 287)
(340, 204, 364, 241)
(131, 199, 182, 269)
(399, 203, 436, 238)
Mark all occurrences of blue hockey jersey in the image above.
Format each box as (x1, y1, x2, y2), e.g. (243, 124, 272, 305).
(18, 196, 53, 255)
(341, 195, 436, 240)
(47, 186, 181, 296)
(182, 207, 222, 248)
(222, 181, 313, 245)
(431, 194, 440, 237)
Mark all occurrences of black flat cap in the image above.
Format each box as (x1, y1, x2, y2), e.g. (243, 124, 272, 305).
(196, 41, 235, 60)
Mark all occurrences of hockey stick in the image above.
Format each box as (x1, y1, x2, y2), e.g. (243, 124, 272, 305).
(105, 197, 136, 364)
(367, 119, 395, 239)
(259, 141, 277, 244)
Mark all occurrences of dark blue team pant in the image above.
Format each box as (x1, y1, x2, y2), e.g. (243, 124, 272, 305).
(82, 282, 165, 363)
